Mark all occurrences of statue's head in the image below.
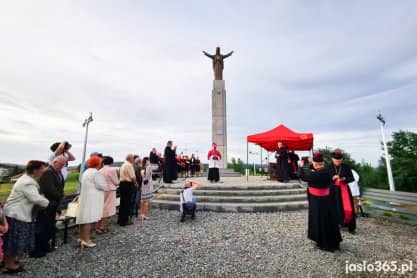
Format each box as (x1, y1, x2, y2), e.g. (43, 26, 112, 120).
(216, 46, 220, 55)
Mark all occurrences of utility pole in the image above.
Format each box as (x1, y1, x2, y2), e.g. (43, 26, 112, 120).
(78, 112, 93, 192)
(377, 113, 395, 191)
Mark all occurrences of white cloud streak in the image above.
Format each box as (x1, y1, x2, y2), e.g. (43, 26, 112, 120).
(0, 0, 416, 166)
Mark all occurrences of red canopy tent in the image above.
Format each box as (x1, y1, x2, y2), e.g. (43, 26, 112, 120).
(247, 124, 314, 151)
(245, 124, 314, 180)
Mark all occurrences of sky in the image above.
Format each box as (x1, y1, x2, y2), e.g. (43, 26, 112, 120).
(0, 0, 417, 166)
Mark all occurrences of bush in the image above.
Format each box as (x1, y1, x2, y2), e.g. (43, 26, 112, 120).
(383, 211, 393, 217)
(228, 158, 245, 174)
(356, 163, 388, 190)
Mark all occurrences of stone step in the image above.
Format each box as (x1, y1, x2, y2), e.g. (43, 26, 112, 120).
(201, 174, 242, 178)
(150, 199, 308, 213)
(201, 169, 241, 177)
(163, 183, 302, 191)
(155, 194, 306, 203)
(162, 188, 306, 196)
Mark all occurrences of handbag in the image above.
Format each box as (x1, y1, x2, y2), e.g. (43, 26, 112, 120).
(65, 196, 79, 218)
(181, 191, 196, 211)
(143, 167, 150, 185)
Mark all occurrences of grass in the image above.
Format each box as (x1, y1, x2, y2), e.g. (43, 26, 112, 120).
(0, 172, 79, 203)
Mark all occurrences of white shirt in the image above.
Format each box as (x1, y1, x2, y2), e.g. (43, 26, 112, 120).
(208, 158, 221, 169)
(179, 186, 197, 212)
(349, 169, 361, 197)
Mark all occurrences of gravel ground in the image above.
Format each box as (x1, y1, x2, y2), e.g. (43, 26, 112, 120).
(6, 210, 416, 278)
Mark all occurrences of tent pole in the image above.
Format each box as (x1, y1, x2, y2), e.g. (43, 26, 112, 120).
(246, 141, 249, 181)
(267, 151, 270, 179)
(260, 146, 262, 176)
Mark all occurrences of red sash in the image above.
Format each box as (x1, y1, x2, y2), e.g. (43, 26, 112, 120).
(292, 162, 297, 173)
(308, 186, 330, 197)
(334, 180, 353, 224)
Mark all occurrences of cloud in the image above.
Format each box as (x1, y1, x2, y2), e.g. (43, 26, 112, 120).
(0, 0, 416, 166)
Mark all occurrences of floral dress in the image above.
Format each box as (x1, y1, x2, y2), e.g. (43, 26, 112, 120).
(141, 166, 154, 201)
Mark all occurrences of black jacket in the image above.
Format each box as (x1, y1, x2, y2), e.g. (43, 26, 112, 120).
(39, 167, 65, 206)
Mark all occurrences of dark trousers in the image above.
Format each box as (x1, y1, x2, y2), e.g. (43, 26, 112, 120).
(208, 168, 220, 182)
(181, 203, 196, 221)
(32, 204, 58, 255)
(118, 181, 134, 226)
(132, 186, 141, 216)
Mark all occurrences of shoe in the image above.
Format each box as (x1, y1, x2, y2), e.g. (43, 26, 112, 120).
(180, 217, 185, 223)
(80, 240, 96, 248)
(46, 246, 57, 253)
(317, 245, 335, 253)
(95, 229, 105, 234)
(191, 215, 195, 220)
(3, 266, 24, 274)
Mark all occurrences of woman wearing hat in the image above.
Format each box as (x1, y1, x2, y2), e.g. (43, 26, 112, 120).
(328, 149, 356, 234)
(299, 152, 342, 252)
(76, 156, 108, 248)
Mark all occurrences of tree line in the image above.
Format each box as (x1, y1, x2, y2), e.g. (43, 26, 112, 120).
(230, 130, 417, 193)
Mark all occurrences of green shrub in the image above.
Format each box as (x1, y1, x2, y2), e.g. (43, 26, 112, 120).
(399, 214, 411, 220)
(383, 211, 393, 217)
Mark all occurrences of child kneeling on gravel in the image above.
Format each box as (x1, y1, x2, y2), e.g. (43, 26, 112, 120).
(180, 180, 201, 222)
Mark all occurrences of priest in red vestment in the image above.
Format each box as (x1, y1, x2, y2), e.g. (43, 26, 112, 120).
(207, 142, 222, 183)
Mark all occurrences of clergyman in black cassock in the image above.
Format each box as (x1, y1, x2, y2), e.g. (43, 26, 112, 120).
(328, 149, 356, 234)
(163, 141, 177, 183)
(288, 150, 300, 179)
(299, 152, 342, 252)
(275, 142, 289, 182)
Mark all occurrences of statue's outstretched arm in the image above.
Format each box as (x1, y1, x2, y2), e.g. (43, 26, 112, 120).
(203, 51, 214, 58)
(222, 51, 234, 59)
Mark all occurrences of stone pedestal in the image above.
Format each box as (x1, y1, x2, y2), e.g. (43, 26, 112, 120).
(212, 80, 227, 169)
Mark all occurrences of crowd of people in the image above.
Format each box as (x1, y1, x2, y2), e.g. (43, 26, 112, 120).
(162, 141, 202, 183)
(299, 148, 358, 252)
(274, 142, 300, 182)
(0, 139, 202, 274)
(0, 138, 363, 273)
(274, 141, 360, 252)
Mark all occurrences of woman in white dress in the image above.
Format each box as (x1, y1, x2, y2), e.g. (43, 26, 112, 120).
(76, 156, 108, 248)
